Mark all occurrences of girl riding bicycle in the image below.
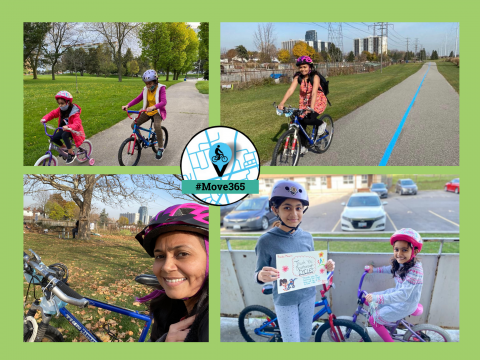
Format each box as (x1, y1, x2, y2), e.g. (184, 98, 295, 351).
(364, 228, 424, 342)
(40, 91, 85, 164)
(255, 181, 335, 342)
(122, 69, 167, 160)
(135, 203, 209, 342)
(278, 56, 328, 154)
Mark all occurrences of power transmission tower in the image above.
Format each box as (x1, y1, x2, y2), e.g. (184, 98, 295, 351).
(369, 22, 393, 73)
(454, 23, 459, 57)
(414, 38, 419, 59)
(406, 38, 410, 60)
(328, 22, 343, 63)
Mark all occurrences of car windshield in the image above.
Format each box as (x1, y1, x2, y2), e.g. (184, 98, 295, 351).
(452, 179, 459, 184)
(371, 184, 385, 189)
(235, 199, 266, 211)
(401, 180, 415, 185)
(347, 196, 381, 207)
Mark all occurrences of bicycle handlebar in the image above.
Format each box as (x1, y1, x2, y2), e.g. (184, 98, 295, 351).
(43, 123, 83, 136)
(357, 269, 370, 302)
(125, 109, 147, 120)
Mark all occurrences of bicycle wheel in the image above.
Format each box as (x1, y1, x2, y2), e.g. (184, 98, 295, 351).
(271, 129, 300, 166)
(34, 155, 58, 166)
(162, 127, 169, 149)
(76, 140, 93, 163)
(327, 316, 368, 342)
(238, 305, 282, 342)
(403, 324, 452, 342)
(315, 114, 334, 153)
(315, 319, 371, 342)
(118, 138, 142, 166)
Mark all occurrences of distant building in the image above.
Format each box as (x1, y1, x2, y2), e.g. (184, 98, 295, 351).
(354, 36, 388, 56)
(119, 212, 139, 225)
(305, 30, 317, 42)
(282, 39, 303, 53)
(320, 41, 330, 53)
(138, 206, 148, 225)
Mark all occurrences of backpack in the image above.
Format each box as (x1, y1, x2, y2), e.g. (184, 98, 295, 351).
(317, 73, 331, 106)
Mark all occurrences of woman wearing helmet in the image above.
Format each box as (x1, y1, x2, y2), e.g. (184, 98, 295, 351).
(135, 203, 209, 342)
(122, 69, 167, 160)
(364, 228, 424, 342)
(277, 56, 328, 154)
(40, 90, 86, 164)
(254, 180, 335, 342)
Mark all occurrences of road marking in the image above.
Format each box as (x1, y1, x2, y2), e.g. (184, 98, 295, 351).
(385, 212, 397, 231)
(428, 210, 459, 227)
(379, 64, 431, 166)
(331, 218, 341, 232)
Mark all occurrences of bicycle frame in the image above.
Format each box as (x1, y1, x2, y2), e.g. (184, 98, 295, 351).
(126, 110, 157, 155)
(290, 115, 330, 146)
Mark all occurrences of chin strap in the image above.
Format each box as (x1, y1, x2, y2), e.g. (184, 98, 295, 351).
(275, 207, 308, 234)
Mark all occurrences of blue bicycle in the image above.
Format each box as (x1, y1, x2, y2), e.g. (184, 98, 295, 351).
(118, 110, 169, 166)
(23, 249, 159, 342)
(238, 271, 371, 342)
(271, 103, 334, 166)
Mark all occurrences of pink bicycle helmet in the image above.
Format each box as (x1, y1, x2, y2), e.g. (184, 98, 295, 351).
(296, 56, 313, 66)
(390, 228, 423, 259)
(55, 90, 73, 102)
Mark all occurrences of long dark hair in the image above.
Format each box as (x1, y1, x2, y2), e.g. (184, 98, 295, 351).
(294, 64, 322, 88)
(390, 243, 418, 280)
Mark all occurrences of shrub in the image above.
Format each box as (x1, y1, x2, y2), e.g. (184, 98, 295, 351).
(119, 229, 132, 236)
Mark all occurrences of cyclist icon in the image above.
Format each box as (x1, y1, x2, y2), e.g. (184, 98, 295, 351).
(211, 145, 228, 163)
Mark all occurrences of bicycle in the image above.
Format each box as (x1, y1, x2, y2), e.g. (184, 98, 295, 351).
(238, 271, 371, 342)
(211, 154, 228, 163)
(23, 249, 159, 342)
(271, 103, 334, 166)
(333, 267, 453, 342)
(34, 123, 95, 166)
(118, 110, 169, 166)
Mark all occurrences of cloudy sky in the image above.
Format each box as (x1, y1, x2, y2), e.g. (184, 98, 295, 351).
(221, 22, 460, 55)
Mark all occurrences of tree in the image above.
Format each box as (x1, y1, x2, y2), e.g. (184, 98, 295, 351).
(128, 60, 139, 76)
(167, 23, 190, 80)
(118, 216, 129, 227)
(136, 56, 150, 76)
(235, 45, 249, 62)
(45, 201, 65, 220)
(226, 49, 237, 61)
(123, 48, 134, 76)
(449, 51, 454, 58)
(24, 22, 51, 78)
(347, 51, 355, 62)
(86, 47, 101, 76)
(32, 190, 51, 217)
(198, 22, 209, 76)
(253, 23, 276, 63)
(179, 27, 199, 76)
(99, 208, 109, 227)
(137, 220, 143, 226)
(138, 22, 172, 74)
(87, 22, 140, 82)
(63, 47, 87, 76)
(49, 193, 67, 208)
(98, 44, 114, 77)
(292, 41, 316, 59)
(328, 43, 343, 62)
(360, 51, 369, 62)
(64, 201, 77, 220)
(277, 49, 291, 63)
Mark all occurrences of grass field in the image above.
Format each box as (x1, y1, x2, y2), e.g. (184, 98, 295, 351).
(24, 74, 182, 166)
(220, 232, 459, 253)
(221, 63, 423, 163)
(23, 233, 155, 342)
(390, 174, 459, 191)
(195, 80, 209, 94)
(434, 60, 459, 93)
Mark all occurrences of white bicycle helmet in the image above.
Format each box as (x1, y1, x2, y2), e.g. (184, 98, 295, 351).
(269, 180, 309, 232)
(142, 69, 158, 83)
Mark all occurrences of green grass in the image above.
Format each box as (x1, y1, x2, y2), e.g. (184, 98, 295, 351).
(23, 233, 155, 342)
(221, 63, 423, 163)
(24, 74, 182, 166)
(390, 174, 459, 191)
(220, 233, 459, 253)
(434, 60, 459, 93)
(195, 81, 209, 94)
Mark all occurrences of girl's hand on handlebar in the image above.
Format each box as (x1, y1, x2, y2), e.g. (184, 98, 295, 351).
(63, 126, 70, 131)
(258, 266, 280, 282)
(165, 315, 196, 342)
(365, 265, 373, 273)
(146, 106, 156, 112)
(325, 259, 335, 272)
(365, 294, 373, 303)
(278, 103, 284, 110)
(122, 105, 128, 111)
(40, 119, 47, 123)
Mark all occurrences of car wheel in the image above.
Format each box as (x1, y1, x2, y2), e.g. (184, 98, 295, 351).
(261, 217, 269, 230)
(455, 188, 459, 194)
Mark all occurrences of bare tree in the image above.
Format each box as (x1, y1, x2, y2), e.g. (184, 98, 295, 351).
(253, 23, 277, 63)
(87, 22, 139, 82)
(130, 174, 201, 203)
(32, 190, 50, 218)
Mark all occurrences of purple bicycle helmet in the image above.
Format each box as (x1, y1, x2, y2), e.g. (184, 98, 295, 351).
(142, 69, 158, 83)
(269, 180, 309, 233)
(296, 56, 314, 66)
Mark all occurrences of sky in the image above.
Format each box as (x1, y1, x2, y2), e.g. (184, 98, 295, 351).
(23, 175, 191, 220)
(221, 22, 460, 56)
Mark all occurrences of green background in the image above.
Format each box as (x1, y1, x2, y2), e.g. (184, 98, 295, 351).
(3, 0, 472, 357)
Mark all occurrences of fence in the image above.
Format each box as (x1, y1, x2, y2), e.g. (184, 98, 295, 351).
(221, 235, 459, 328)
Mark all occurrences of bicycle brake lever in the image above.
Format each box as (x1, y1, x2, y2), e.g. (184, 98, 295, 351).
(28, 249, 41, 262)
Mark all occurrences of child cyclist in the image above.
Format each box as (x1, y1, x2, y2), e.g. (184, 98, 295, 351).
(255, 180, 335, 342)
(277, 56, 328, 155)
(364, 228, 424, 342)
(40, 91, 85, 164)
(122, 69, 167, 160)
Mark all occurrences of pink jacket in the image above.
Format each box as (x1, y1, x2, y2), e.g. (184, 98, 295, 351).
(42, 104, 85, 147)
(128, 85, 167, 120)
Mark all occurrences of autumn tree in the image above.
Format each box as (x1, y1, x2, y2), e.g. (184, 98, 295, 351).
(292, 41, 316, 59)
(277, 49, 291, 63)
(226, 49, 237, 61)
(64, 201, 77, 220)
(45, 201, 65, 220)
(118, 216, 129, 227)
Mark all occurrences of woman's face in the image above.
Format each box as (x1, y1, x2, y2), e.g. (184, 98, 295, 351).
(299, 64, 310, 76)
(152, 231, 207, 300)
(273, 199, 304, 228)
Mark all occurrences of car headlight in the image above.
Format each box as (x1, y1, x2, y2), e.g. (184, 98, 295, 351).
(247, 216, 261, 222)
(224, 216, 230, 220)
(402, 188, 408, 191)
(342, 216, 353, 222)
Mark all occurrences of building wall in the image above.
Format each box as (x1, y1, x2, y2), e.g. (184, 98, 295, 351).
(281, 40, 302, 53)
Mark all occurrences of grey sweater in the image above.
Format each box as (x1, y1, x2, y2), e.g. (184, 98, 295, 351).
(255, 227, 316, 306)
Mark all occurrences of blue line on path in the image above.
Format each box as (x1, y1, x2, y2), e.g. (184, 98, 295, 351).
(378, 63, 430, 166)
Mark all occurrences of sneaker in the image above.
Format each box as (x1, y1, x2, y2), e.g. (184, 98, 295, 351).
(66, 153, 76, 164)
(316, 122, 327, 139)
(300, 146, 308, 155)
(156, 148, 164, 160)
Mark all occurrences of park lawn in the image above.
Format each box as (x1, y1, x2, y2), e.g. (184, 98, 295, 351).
(195, 81, 209, 94)
(23, 232, 155, 342)
(390, 174, 459, 191)
(221, 63, 423, 163)
(24, 74, 182, 166)
(434, 60, 459, 93)
(220, 232, 459, 253)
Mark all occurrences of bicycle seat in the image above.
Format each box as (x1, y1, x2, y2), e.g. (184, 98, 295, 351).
(135, 274, 160, 287)
(410, 303, 423, 316)
(262, 284, 273, 295)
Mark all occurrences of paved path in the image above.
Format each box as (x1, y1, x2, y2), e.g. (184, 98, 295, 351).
(59, 79, 208, 166)
(295, 62, 459, 166)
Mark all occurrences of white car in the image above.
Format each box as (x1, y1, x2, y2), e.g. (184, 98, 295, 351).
(341, 193, 388, 231)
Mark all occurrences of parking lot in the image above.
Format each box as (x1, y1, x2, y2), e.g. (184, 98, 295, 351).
(220, 190, 459, 234)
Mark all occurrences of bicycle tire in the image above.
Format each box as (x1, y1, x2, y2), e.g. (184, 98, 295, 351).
(76, 140, 93, 163)
(315, 319, 371, 342)
(238, 305, 281, 342)
(315, 114, 334, 153)
(118, 138, 142, 166)
(28, 324, 64, 342)
(271, 129, 300, 166)
(327, 316, 368, 342)
(34, 155, 58, 166)
(403, 324, 452, 342)
(162, 126, 168, 149)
